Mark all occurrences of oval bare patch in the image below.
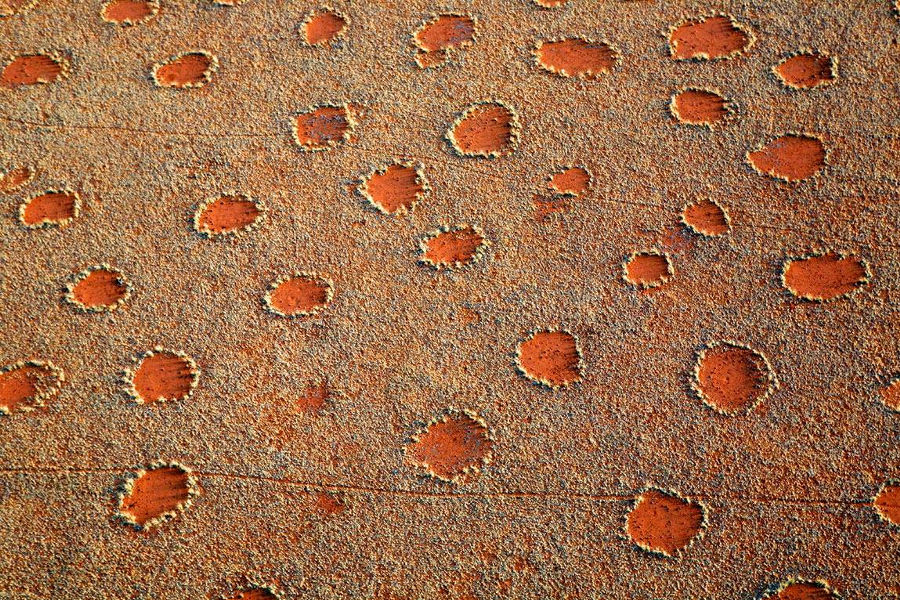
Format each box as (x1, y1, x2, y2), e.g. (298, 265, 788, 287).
(406, 410, 493, 482)
(782, 252, 868, 301)
(692, 342, 776, 414)
(292, 104, 355, 151)
(874, 481, 900, 526)
(760, 580, 842, 600)
(0, 360, 64, 414)
(1, 53, 68, 87)
(301, 10, 348, 46)
(65, 265, 131, 312)
(774, 53, 836, 89)
(623, 251, 673, 288)
(264, 272, 334, 317)
(681, 198, 729, 236)
(419, 225, 488, 270)
(669, 15, 753, 60)
(193, 193, 264, 238)
(414, 14, 476, 53)
(548, 166, 591, 197)
(125, 347, 199, 404)
(446, 101, 520, 158)
(880, 378, 900, 412)
(152, 51, 218, 88)
(0, 165, 34, 193)
(747, 134, 826, 181)
(533, 0, 568, 6)
(223, 587, 280, 600)
(516, 329, 582, 388)
(19, 189, 80, 228)
(360, 162, 428, 215)
(101, 0, 159, 25)
(116, 461, 199, 530)
(670, 89, 731, 127)
(534, 38, 618, 79)
(626, 488, 706, 556)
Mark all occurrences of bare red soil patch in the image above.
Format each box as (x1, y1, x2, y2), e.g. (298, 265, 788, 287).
(0, 360, 63, 414)
(152, 51, 217, 88)
(747, 134, 826, 181)
(623, 251, 673, 288)
(535, 38, 618, 79)
(682, 198, 729, 236)
(315, 491, 346, 515)
(626, 488, 706, 556)
(65, 265, 131, 312)
(880, 378, 900, 412)
(1, 53, 67, 87)
(265, 272, 334, 317)
(360, 162, 427, 215)
(126, 348, 199, 404)
(224, 587, 279, 600)
(516, 329, 582, 388)
(774, 53, 836, 88)
(194, 194, 264, 238)
(19, 190, 80, 228)
(692, 342, 775, 414)
(297, 381, 329, 414)
(669, 15, 753, 60)
(0, 165, 34, 193)
(533, 0, 568, 6)
(781, 252, 868, 301)
(419, 225, 488, 270)
(302, 10, 348, 46)
(762, 580, 841, 600)
(414, 14, 476, 62)
(101, 0, 159, 25)
(446, 102, 519, 158)
(670, 89, 730, 127)
(292, 104, 355, 151)
(117, 462, 198, 530)
(548, 166, 591, 197)
(874, 482, 900, 526)
(406, 410, 493, 482)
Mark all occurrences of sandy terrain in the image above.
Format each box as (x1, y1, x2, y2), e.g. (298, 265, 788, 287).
(1, 1, 899, 598)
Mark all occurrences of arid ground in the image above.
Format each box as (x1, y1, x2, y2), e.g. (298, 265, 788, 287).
(1, 1, 899, 599)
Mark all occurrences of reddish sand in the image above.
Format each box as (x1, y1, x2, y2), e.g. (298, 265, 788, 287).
(1, 54, 65, 87)
(874, 484, 900, 525)
(224, 588, 279, 600)
(0, 166, 34, 193)
(694, 343, 773, 413)
(548, 167, 590, 197)
(69, 268, 128, 310)
(296, 382, 329, 413)
(266, 274, 332, 316)
(447, 103, 517, 157)
(131, 351, 197, 403)
(414, 14, 475, 53)
(101, 0, 157, 24)
(420, 226, 485, 268)
(535, 38, 617, 78)
(766, 582, 839, 600)
(669, 15, 751, 60)
(682, 199, 729, 236)
(516, 330, 581, 387)
(293, 105, 352, 151)
(303, 11, 347, 46)
(623, 252, 672, 288)
(0, 362, 61, 413)
(671, 89, 729, 126)
(747, 135, 826, 181)
(362, 164, 425, 214)
(315, 492, 346, 515)
(195, 195, 262, 236)
(880, 379, 900, 411)
(533, 0, 568, 6)
(153, 52, 215, 88)
(118, 465, 192, 528)
(775, 53, 835, 88)
(782, 252, 867, 300)
(20, 191, 79, 227)
(406, 412, 493, 481)
(626, 489, 705, 556)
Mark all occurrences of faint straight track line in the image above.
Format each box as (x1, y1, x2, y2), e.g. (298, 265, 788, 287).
(0, 466, 871, 506)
